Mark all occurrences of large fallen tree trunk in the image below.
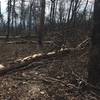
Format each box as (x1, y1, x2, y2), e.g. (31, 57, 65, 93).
(0, 38, 89, 76)
(0, 40, 52, 44)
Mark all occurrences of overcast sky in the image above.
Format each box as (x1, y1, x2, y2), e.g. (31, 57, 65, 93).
(0, 0, 94, 20)
(1, 0, 7, 14)
(0, 0, 94, 13)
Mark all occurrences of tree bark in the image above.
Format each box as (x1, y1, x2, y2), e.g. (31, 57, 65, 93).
(7, 0, 11, 39)
(88, 0, 100, 85)
(37, 0, 46, 47)
(0, 38, 89, 76)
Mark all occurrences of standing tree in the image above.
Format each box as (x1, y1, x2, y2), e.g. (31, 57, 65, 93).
(70, 0, 81, 27)
(37, 0, 46, 47)
(20, 0, 25, 32)
(11, 0, 16, 32)
(88, 0, 100, 86)
(7, 0, 12, 39)
(0, 1, 4, 32)
(28, 0, 33, 36)
(59, 0, 65, 25)
(49, 0, 58, 31)
(67, 0, 74, 22)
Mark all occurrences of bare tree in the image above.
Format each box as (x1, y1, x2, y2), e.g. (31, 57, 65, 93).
(28, 0, 33, 36)
(20, 0, 25, 31)
(7, 0, 12, 39)
(83, 0, 89, 15)
(37, 0, 46, 47)
(11, 0, 16, 32)
(67, 0, 74, 22)
(59, 0, 65, 24)
(50, 0, 56, 24)
(70, 0, 81, 26)
(0, 1, 4, 33)
(49, 0, 58, 31)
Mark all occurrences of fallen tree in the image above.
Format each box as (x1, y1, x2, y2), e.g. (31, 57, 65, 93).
(0, 40, 52, 44)
(0, 38, 89, 76)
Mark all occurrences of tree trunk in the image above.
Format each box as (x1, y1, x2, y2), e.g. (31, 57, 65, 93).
(88, 0, 100, 86)
(11, 0, 16, 34)
(20, 0, 25, 31)
(37, 0, 46, 47)
(7, 0, 11, 39)
(28, 2, 32, 36)
(0, 38, 89, 76)
(67, 0, 73, 22)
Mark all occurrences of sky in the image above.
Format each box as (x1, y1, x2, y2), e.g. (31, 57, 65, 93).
(1, 0, 7, 14)
(0, 0, 94, 20)
(0, 0, 94, 13)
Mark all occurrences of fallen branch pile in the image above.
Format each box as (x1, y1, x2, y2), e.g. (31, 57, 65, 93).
(0, 38, 90, 76)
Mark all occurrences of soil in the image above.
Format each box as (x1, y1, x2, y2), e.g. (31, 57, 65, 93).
(0, 40, 99, 100)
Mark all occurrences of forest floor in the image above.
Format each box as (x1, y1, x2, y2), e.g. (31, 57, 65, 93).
(0, 40, 100, 100)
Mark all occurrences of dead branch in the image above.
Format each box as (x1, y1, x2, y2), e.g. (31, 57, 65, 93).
(76, 38, 90, 49)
